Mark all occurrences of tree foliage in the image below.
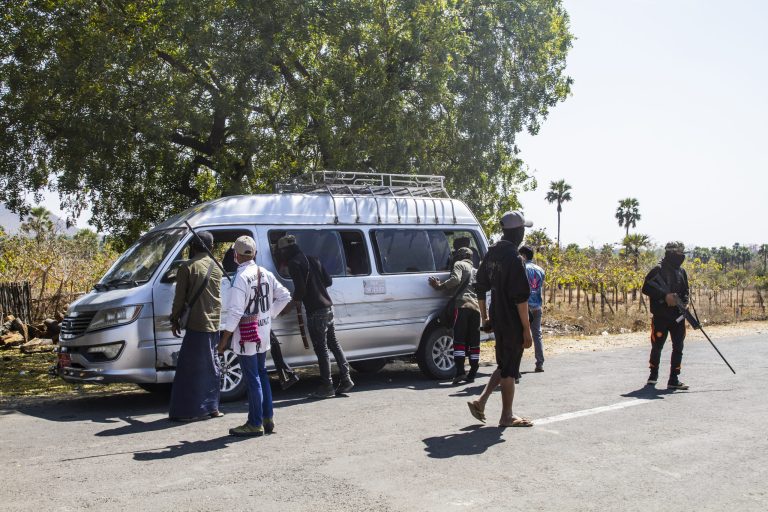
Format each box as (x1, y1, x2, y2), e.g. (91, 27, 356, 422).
(1, 0, 573, 243)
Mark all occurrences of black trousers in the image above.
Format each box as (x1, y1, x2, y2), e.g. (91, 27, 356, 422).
(649, 315, 686, 377)
(452, 308, 481, 376)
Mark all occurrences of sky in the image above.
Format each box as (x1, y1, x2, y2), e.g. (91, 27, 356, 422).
(516, 0, 768, 249)
(37, 0, 768, 248)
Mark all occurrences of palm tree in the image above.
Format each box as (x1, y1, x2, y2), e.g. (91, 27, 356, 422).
(758, 244, 768, 273)
(545, 180, 572, 249)
(621, 233, 651, 270)
(615, 198, 641, 237)
(20, 206, 55, 242)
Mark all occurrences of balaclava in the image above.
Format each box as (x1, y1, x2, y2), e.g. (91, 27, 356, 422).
(502, 227, 525, 248)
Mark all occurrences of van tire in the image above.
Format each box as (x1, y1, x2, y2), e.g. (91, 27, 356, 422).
(417, 327, 455, 380)
(218, 350, 247, 402)
(350, 358, 388, 374)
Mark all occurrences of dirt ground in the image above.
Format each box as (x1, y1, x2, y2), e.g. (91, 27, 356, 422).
(479, 320, 768, 364)
(2, 320, 765, 401)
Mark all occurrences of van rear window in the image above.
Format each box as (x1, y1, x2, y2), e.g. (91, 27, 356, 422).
(371, 229, 483, 274)
(372, 230, 437, 274)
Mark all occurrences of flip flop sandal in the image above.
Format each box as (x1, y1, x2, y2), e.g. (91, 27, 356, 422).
(209, 411, 225, 418)
(499, 417, 533, 428)
(467, 401, 486, 423)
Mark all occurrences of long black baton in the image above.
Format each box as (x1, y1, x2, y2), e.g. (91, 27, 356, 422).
(696, 324, 736, 374)
(649, 274, 735, 374)
(184, 220, 233, 285)
(688, 299, 736, 374)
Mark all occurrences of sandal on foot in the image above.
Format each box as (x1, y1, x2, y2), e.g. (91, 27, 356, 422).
(467, 401, 486, 423)
(499, 417, 533, 428)
(209, 411, 225, 418)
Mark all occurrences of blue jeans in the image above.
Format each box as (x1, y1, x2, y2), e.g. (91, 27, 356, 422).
(306, 307, 350, 385)
(238, 352, 273, 427)
(530, 307, 544, 367)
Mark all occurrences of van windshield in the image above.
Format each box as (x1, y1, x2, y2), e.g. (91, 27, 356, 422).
(98, 229, 186, 288)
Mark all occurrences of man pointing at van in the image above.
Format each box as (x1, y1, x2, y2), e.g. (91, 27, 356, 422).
(277, 235, 354, 398)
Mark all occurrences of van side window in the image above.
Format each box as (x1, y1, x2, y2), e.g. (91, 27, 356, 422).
(339, 231, 371, 276)
(268, 230, 346, 278)
(371, 230, 436, 274)
(442, 230, 483, 268)
(165, 229, 253, 282)
(427, 231, 451, 271)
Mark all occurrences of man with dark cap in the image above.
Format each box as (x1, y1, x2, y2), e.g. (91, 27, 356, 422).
(452, 236, 480, 268)
(642, 241, 691, 390)
(467, 211, 534, 427)
(277, 235, 354, 398)
(169, 230, 224, 421)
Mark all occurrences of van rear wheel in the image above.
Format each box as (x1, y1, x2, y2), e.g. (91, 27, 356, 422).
(350, 358, 388, 374)
(417, 327, 455, 380)
(218, 350, 247, 402)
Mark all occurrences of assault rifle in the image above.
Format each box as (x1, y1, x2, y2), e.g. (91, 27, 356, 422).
(647, 274, 735, 374)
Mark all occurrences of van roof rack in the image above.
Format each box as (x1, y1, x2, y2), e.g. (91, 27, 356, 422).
(275, 171, 456, 225)
(275, 171, 450, 198)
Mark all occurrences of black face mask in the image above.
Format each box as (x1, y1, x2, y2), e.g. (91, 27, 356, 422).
(502, 227, 525, 248)
(664, 252, 685, 268)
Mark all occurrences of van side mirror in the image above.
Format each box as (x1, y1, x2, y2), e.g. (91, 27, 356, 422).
(161, 260, 185, 283)
(161, 268, 178, 283)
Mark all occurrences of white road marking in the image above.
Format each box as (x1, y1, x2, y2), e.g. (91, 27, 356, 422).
(533, 399, 653, 426)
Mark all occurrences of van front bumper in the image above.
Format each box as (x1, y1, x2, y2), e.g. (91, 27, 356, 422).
(57, 317, 158, 384)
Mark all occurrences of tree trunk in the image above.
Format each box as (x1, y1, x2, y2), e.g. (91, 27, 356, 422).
(600, 285, 605, 316)
(577, 285, 581, 311)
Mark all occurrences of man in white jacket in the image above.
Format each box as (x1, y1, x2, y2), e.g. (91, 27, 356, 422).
(218, 236, 291, 437)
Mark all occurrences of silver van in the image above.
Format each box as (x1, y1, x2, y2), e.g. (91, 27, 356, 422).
(57, 173, 488, 400)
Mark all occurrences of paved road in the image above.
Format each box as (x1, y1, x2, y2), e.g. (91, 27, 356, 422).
(1, 332, 766, 512)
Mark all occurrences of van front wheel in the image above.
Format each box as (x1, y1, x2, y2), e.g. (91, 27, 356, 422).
(218, 350, 247, 402)
(417, 328, 455, 380)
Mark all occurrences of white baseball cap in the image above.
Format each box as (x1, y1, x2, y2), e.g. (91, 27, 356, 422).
(500, 211, 533, 229)
(233, 236, 256, 256)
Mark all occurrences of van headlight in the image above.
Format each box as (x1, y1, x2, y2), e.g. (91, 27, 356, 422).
(85, 342, 124, 360)
(87, 305, 143, 332)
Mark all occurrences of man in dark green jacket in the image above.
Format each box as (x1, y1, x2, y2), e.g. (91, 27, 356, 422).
(169, 231, 224, 421)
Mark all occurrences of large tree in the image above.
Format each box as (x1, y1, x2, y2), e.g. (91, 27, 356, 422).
(1, 0, 573, 243)
(545, 179, 572, 248)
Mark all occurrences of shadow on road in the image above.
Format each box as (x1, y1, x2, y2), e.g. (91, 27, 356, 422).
(422, 425, 505, 458)
(448, 384, 486, 397)
(132, 435, 252, 461)
(621, 385, 678, 400)
(2, 363, 443, 428)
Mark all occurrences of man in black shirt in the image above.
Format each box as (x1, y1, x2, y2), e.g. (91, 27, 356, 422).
(277, 235, 354, 398)
(467, 211, 534, 428)
(641, 241, 690, 390)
